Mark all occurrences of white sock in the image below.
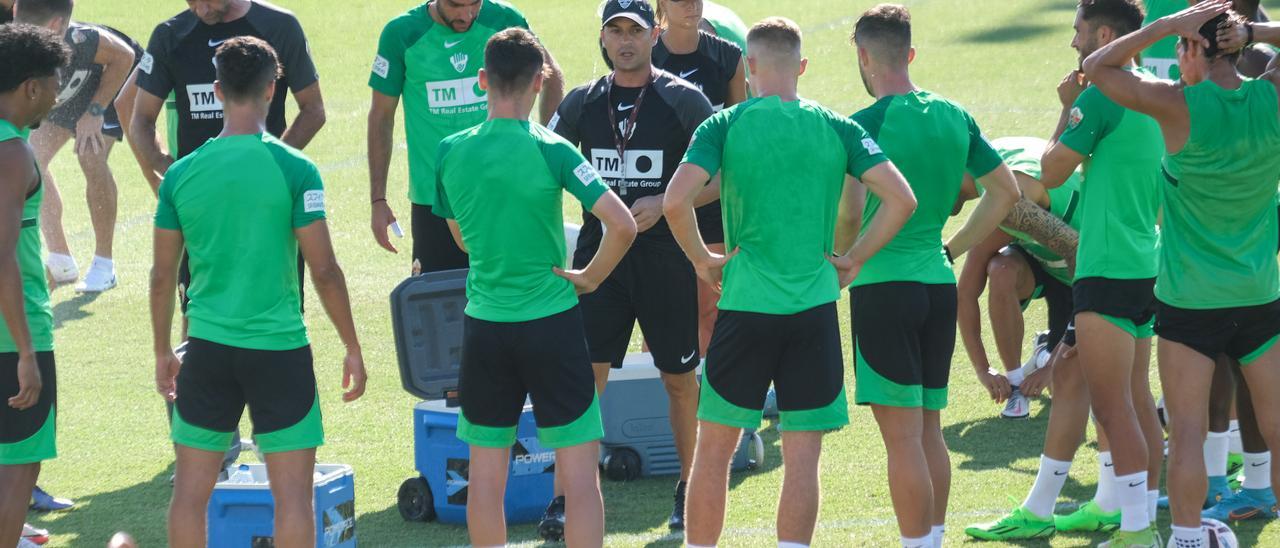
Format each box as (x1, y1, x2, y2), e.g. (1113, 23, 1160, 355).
(1228, 420, 1243, 454)
(687, 544, 716, 548)
(1114, 471, 1149, 532)
(901, 535, 931, 548)
(1204, 431, 1229, 477)
(1095, 451, 1119, 512)
(777, 542, 808, 548)
(1170, 524, 1206, 548)
(1243, 451, 1272, 490)
(1007, 367, 1025, 387)
(1147, 490, 1158, 525)
(931, 525, 944, 548)
(1023, 455, 1072, 517)
(90, 255, 114, 271)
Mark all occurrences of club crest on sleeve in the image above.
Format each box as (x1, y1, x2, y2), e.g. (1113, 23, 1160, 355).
(574, 162, 600, 185)
(861, 138, 882, 155)
(1068, 107, 1083, 130)
(304, 190, 325, 213)
(139, 52, 154, 75)
(372, 55, 390, 78)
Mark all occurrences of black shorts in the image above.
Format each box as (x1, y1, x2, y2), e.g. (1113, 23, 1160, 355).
(180, 252, 305, 314)
(457, 306, 602, 449)
(1008, 245, 1074, 349)
(1073, 277, 1157, 338)
(696, 203, 724, 246)
(851, 282, 957, 410)
(47, 102, 124, 140)
(573, 242, 699, 374)
(699, 302, 847, 431)
(0, 352, 57, 464)
(172, 338, 322, 454)
(1155, 299, 1280, 364)
(412, 203, 468, 274)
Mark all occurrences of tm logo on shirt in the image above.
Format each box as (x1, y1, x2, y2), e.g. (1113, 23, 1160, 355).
(186, 84, 224, 114)
(426, 77, 487, 111)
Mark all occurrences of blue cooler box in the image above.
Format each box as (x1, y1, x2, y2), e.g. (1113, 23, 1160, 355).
(208, 463, 356, 548)
(398, 400, 555, 525)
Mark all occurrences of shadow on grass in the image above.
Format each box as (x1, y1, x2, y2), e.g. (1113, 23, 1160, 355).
(27, 465, 173, 546)
(355, 423, 784, 547)
(944, 404, 1048, 471)
(52, 292, 100, 329)
(962, 23, 1057, 44)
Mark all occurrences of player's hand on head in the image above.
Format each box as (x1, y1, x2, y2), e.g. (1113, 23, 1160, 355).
(553, 267, 601, 295)
(8, 354, 42, 410)
(630, 195, 664, 233)
(154, 350, 181, 402)
(828, 253, 863, 289)
(1217, 17, 1250, 53)
(1166, 0, 1232, 48)
(341, 351, 368, 403)
(371, 200, 399, 254)
(1058, 70, 1089, 107)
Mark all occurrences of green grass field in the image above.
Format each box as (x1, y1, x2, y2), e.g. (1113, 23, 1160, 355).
(24, 0, 1280, 546)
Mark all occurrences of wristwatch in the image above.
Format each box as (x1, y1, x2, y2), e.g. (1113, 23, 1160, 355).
(87, 103, 106, 117)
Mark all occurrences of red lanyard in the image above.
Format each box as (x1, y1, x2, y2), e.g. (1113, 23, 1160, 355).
(605, 69, 655, 194)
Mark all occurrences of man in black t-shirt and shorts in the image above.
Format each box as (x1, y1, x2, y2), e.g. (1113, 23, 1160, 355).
(543, 0, 714, 537)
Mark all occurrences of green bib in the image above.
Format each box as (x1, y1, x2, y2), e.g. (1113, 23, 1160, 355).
(0, 119, 53, 353)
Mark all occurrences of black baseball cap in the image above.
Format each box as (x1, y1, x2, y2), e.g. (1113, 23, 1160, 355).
(601, 0, 656, 29)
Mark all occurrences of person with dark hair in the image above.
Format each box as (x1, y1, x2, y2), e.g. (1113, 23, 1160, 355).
(14, 0, 142, 293)
(651, 0, 746, 360)
(368, 0, 564, 276)
(150, 36, 366, 548)
(848, 5, 1020, 547)
(433, 28, 633, 547)
(1083, 1, 1280, 545)
(0, 22, 69, 548)
(541, 0, 713, 537)
(0, 0, 11, 24)
(667, 16, 916, 548)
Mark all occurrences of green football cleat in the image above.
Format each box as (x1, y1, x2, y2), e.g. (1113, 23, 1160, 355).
(1054, 500, 1121, 532)
(964, 506, 1055, 541)
(1096, 525, 1159, 548)
(1228, 452, 1245, 490)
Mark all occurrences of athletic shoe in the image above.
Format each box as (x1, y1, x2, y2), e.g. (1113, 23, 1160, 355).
(29, 485, 74, 511)
(18, 536, 43, 548)
(23, 523, 49, 545)
(1096, 525, 1159, 547)
(1022, 331, 1050, 370)
(537, 495, 565, 542)
(1054, 500, 1121, 532)
(45, 254, 78, 287)
(964, 506, 1055, 540)
(1228, 453, 1245, 490)
(762, 387, 779, 418)
(1157, 476, 1231, 510)
(1203, 487, 1278, 521)
(1002, 388, 1030, 419)
(75, 261, 116, 293)
(669, 480, 687, 531)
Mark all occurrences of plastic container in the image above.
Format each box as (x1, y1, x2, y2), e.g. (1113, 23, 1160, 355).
(207, 463, 356, 548)
(397, 400, 554, 525)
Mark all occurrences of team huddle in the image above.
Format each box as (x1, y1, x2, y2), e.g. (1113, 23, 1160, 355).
(2, 0, 1280, 547)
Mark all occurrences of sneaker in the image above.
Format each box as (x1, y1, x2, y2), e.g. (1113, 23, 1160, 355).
(1096, 525, 1159, 548)
(23, 523, 49, 545)
(1054, 500, 1121, 533)
(18, 536, 43, 548)
(537, 495, 565, 542)
(1002, 388, 1030, 419)
(1020, 331, 1051, 372)
(1228, 453, 1245, 490)
(669, 480, 687, 531)
(1206, 476, 1232, 508)
(964, 506, 1055, 540)
(29, 485, 74, 511)
(762, 388, 779, 418)
(1203, 487, 1279, 521)
(45, 254, 78, 287)
(75, 259, 116, 293)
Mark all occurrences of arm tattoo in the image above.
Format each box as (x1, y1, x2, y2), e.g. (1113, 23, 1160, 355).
(1001, 197, 1079, 276)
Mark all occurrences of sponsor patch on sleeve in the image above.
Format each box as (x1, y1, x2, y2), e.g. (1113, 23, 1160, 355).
(573, 162, 600, 185)
(1068, 107, 1083, 130)
(139, 52, 154, 75)
(861, 137, 883, 156)
(547, 112, 560, 131)
(372, 55, 390, 79)
(303, 190, 325, 213)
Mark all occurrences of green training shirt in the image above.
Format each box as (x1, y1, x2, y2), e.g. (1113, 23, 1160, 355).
(369, 0, 529, 207)
(434, 119, 608, 323)
(683, 96, 888, 315)
(0, 120, 53, 354)
(1158, 79, 1280, 309)
(993, 136, 1083, 286)
(1142, 0, 1183, 80)
(851, 90, 1004, 287)
(1058, 76, 1164, 281)
(155, 133, 326, 351)
(702, 1, 747, 53)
